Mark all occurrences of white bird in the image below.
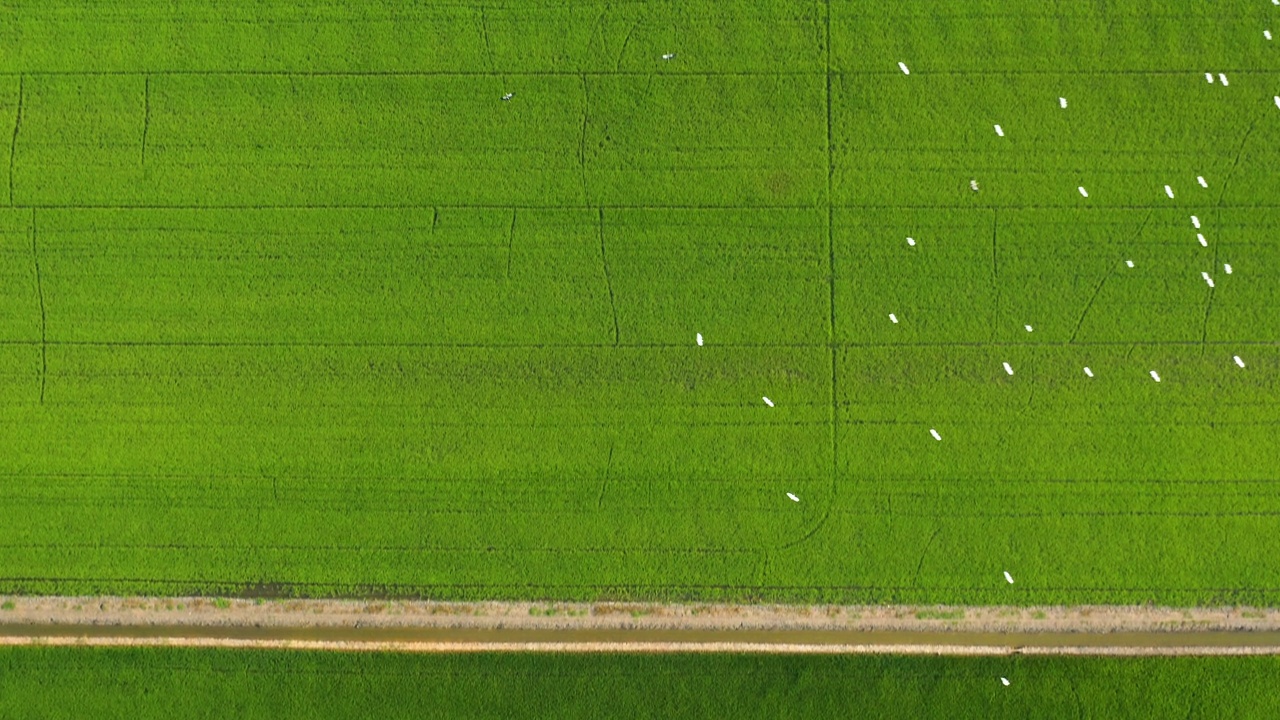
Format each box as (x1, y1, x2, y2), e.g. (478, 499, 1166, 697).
(1275, 96, 1280, 109)
(1191, 215, 1200, 228)
(1202, 271, 1214, 288)
(907, 237, 916, 246)
(994, 124, 1004, 137)
(1234, 355, 1246, 368)
(1125, 260, 1135, 268)
(1197, 176, 1208, 188)
(1266, 30, 1273, 40)
(1219, 73, 1229, 86)
(1002, 362, 1014, 375)
(929, 428, 942, 441)
(662, 53, 675, 60)
(1059, 97, 1067, 109)
(1083, 367, 1094, 378)
(1224, 263, 1233, 274)
(762, 396, 774, 408)
(502, 92, 514, 101)
(787, 492, 800, 502)
(1165, 185, 1175, 199)
(1024, 325, 1033, 332)
(1078, 186, 1089, 198)
(1206, 73, 1215, 83)
(1150, 370, 1161, 382)
(889, 313, 898, 324)
(1003, 571, 1014, 584)
(1001, 677, 1011, 686)
(898, 61, 910, 75)
(696, 333, 703, 346)
(1198, 233, 1208, 247)
(970, 179, 980, 192)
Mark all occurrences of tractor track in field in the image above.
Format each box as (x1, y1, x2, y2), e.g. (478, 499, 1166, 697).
(2, 597, 1280, 655)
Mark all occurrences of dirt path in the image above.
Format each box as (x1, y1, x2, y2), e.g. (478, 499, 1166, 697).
(2, 597, 1279, 655)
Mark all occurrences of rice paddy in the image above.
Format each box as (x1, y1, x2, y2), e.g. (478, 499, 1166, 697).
(0, 1, 1277, 605)
(1, 648, 1278, 719)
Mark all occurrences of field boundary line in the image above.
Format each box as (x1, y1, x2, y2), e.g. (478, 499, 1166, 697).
(1070, 266, 1113, 345)
(28, 208, 45, 403)
(595, 444, 614, 510)
(578, 74, 591, 205)
(0, 70, 1273, 78)
(505, 209, 516, 278)
(13, 202, 1280, 211)
(1202, 110, 1262, 355)
(989, 208, 999, 343)
(597, 207, 619, 346)
(141, 75, 151, 166)
(810, 0, 839, 552)
(0, 339, 1273, 349)
(8, 74, 21, 206)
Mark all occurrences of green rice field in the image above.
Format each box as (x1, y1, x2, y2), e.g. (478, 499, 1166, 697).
(0, 1, 1278, 603)
(1, 648, 1278, 719)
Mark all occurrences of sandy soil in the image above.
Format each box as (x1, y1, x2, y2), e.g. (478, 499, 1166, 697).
(2, 598, 1280, 654)
(3, 597, 1280, 633)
